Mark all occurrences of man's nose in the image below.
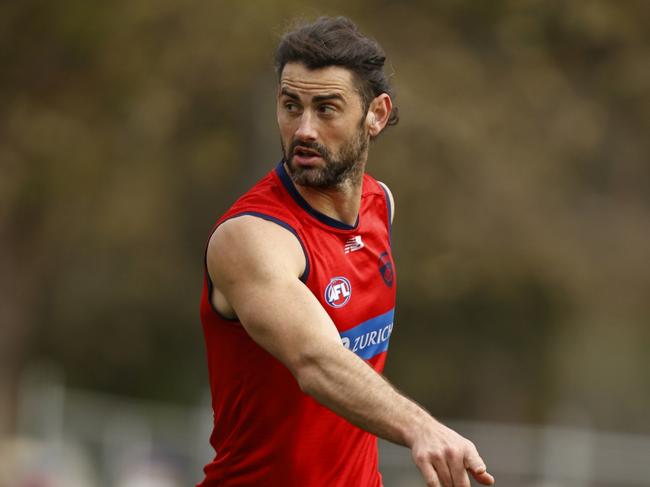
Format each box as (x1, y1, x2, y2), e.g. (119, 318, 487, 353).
(294, 111, 318, 141)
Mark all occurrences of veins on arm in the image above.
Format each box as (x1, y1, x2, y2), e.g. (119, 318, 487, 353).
(206, 214, 423, 449)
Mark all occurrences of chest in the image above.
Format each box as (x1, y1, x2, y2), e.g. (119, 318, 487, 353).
(302, 224, 396, 334)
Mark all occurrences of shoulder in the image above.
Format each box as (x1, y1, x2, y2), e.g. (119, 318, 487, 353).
(375, 180, 395, 224)
(207, 215, 306, 283)
(219, 167, 303, 231)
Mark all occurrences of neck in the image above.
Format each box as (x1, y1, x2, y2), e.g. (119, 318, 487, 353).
(285, 162, 365, 227)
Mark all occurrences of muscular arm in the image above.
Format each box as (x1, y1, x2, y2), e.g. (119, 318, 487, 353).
(208, 216, 493, 487)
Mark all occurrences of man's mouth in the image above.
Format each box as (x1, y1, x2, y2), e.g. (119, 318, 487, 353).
(293, 146, 321, 158)
(292, 146, 323, 165)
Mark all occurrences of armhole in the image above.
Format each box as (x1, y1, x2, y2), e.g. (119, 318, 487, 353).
(204, 240, 239, 321)
(377, 181, 393, 245)
(204, 211, 312, 321)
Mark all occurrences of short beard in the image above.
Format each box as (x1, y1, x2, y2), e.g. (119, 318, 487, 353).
(282, 125, 368, 189)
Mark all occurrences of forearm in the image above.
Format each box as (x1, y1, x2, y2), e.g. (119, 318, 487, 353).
(212, 216, 494, 486)
(295, 344, 432, 448)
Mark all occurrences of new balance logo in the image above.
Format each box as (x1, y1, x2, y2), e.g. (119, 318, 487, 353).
(344, 235, 364, 254)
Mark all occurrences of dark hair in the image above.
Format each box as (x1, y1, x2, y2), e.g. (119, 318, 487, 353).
(275, 16, 399, 127)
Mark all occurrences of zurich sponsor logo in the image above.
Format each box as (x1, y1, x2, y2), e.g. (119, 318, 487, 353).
(340, 308, 395, 360)
(325, 276, 352, 308)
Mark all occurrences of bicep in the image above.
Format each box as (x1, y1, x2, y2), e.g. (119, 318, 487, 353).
(207, 216, 342, 373)
(233, 271, 342, 373)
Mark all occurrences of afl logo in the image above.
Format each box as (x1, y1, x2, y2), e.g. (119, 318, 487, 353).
(325, 277, 352, 308)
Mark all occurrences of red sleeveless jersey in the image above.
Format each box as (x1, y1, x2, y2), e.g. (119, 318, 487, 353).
(198, 162, 396, 487)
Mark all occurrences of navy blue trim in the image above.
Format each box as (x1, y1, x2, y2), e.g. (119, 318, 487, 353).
(378, 182, 393, 245)
(275, 162, 359, 231)
(227, 211, 311, 283)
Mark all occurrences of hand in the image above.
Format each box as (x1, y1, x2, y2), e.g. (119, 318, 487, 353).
(410, 420, 495, 487)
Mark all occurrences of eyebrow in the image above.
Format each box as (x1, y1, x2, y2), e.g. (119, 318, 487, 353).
(313, 93, 345, 104)
(280, 88, 345, 104)
(280, 88, 300, 100)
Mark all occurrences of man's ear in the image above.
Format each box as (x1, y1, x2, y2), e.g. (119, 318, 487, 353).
(366, 93, 392, 138)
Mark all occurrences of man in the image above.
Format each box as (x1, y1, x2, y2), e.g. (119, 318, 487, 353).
(198, 16, 494, 487)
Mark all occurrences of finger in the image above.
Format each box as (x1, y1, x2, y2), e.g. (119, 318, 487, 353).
(448, 454, 471, 487)
(471, 470, 495, 486)
(464, 447, 495, 486)
(431, 455, 454, 487)
(414, 457, 442, 487)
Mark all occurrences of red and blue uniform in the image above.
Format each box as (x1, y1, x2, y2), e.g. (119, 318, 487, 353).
(198, 162, 396, 486)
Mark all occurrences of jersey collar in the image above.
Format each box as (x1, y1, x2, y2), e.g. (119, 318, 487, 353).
(275, 161, 359, 231)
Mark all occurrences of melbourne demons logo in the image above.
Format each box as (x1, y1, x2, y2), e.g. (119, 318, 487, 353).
(324, 277, 352, 308)
(378, 252, 394, 287)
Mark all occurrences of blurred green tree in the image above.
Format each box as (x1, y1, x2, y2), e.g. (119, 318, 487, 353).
(1, 0, 648, 435)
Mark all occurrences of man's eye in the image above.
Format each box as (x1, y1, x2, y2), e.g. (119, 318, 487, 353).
(318, 105, 336, 114)
(285, 102, 301, 112)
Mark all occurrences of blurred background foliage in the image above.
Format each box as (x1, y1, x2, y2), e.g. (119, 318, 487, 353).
(1, 0, 649, 438)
